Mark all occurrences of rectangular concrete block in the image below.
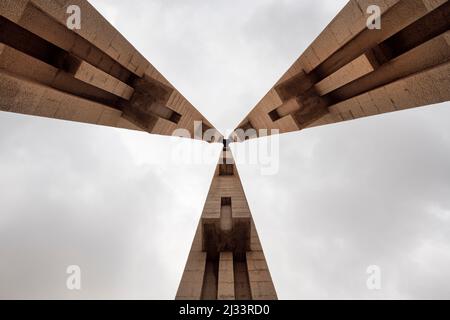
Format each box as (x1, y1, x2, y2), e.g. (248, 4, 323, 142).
(73, 61, 133, 99)
(421, 0, 447, 11)
(275, 115, 299, 132)
(357, 92, 379, 116)
(306, 112, 344, 128)
(218, 283, 235, 300)
(339, 0, 372, 37)
(0, 70, 44, 115)
(181, 270, 205, 284)
(218, 252, 234, 300)
(115, 117, 144, 131)
(18, 3, 76, 51)
(382, 61, 450, 111)
(250, 281, 278, 300)
(34, 85, 104, 125)
(30, 0, 148, 78)
(384, 78, 413, 110)
(329, 97, 365, 119)
(247, 251, 266, 261)
(113, 81, 134, 100)
(177, 280, 203, 300)
(246, 249, 277, 299)
(185, 252, 208, 271)
(311, 28, 340, 62)
(315, 53, 374, 95)
(176, 249, 207, 300)
(247, 258, 269, 272)
(34, 93, 60, 118)
(69, 105, 104, 124)
(30, 0, 68, 20)
(32, 0, 109, 50)
(0, 46, 58, 86)
(178, 150, 277, 300)
(250, 239, 263, 251)
(328, 12, 353, 45)
(96, 108, 122, 126)
(144, 63, 174, 88)
(368, 86, 396, 113)
(0, 0, 29, 22)
(443, 31, 450, 47)
(356, 0, 397, 13)
(308, 0, 366, 66)
(404, 62, 450, 105)
(248, 270, 272, 283)
(86, 13, 118, 52)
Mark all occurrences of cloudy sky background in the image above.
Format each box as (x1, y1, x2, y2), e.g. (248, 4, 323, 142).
(1, 0, 450, 299)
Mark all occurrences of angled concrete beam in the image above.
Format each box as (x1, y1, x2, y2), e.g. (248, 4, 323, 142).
(0, 0, 221, 141)
(233, 0, 450, 141)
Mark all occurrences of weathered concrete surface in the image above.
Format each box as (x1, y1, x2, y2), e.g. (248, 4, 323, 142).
(234, 0, 450, 140)
(176, 147, 277, 300)
(0, 0, 220, 141)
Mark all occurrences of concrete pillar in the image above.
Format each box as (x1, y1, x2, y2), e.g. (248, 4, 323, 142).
(218, 252, 234, 300)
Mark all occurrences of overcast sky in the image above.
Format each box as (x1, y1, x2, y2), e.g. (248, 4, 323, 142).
(1, 0, 449, 299)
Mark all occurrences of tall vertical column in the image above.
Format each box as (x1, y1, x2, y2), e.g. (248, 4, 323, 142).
(218, 252, 234, 300)
(176, 140, 277, 300)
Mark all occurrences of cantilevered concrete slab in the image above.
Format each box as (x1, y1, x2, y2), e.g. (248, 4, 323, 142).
(0, 0, 221, 141)
(233, 0, 449, 140)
